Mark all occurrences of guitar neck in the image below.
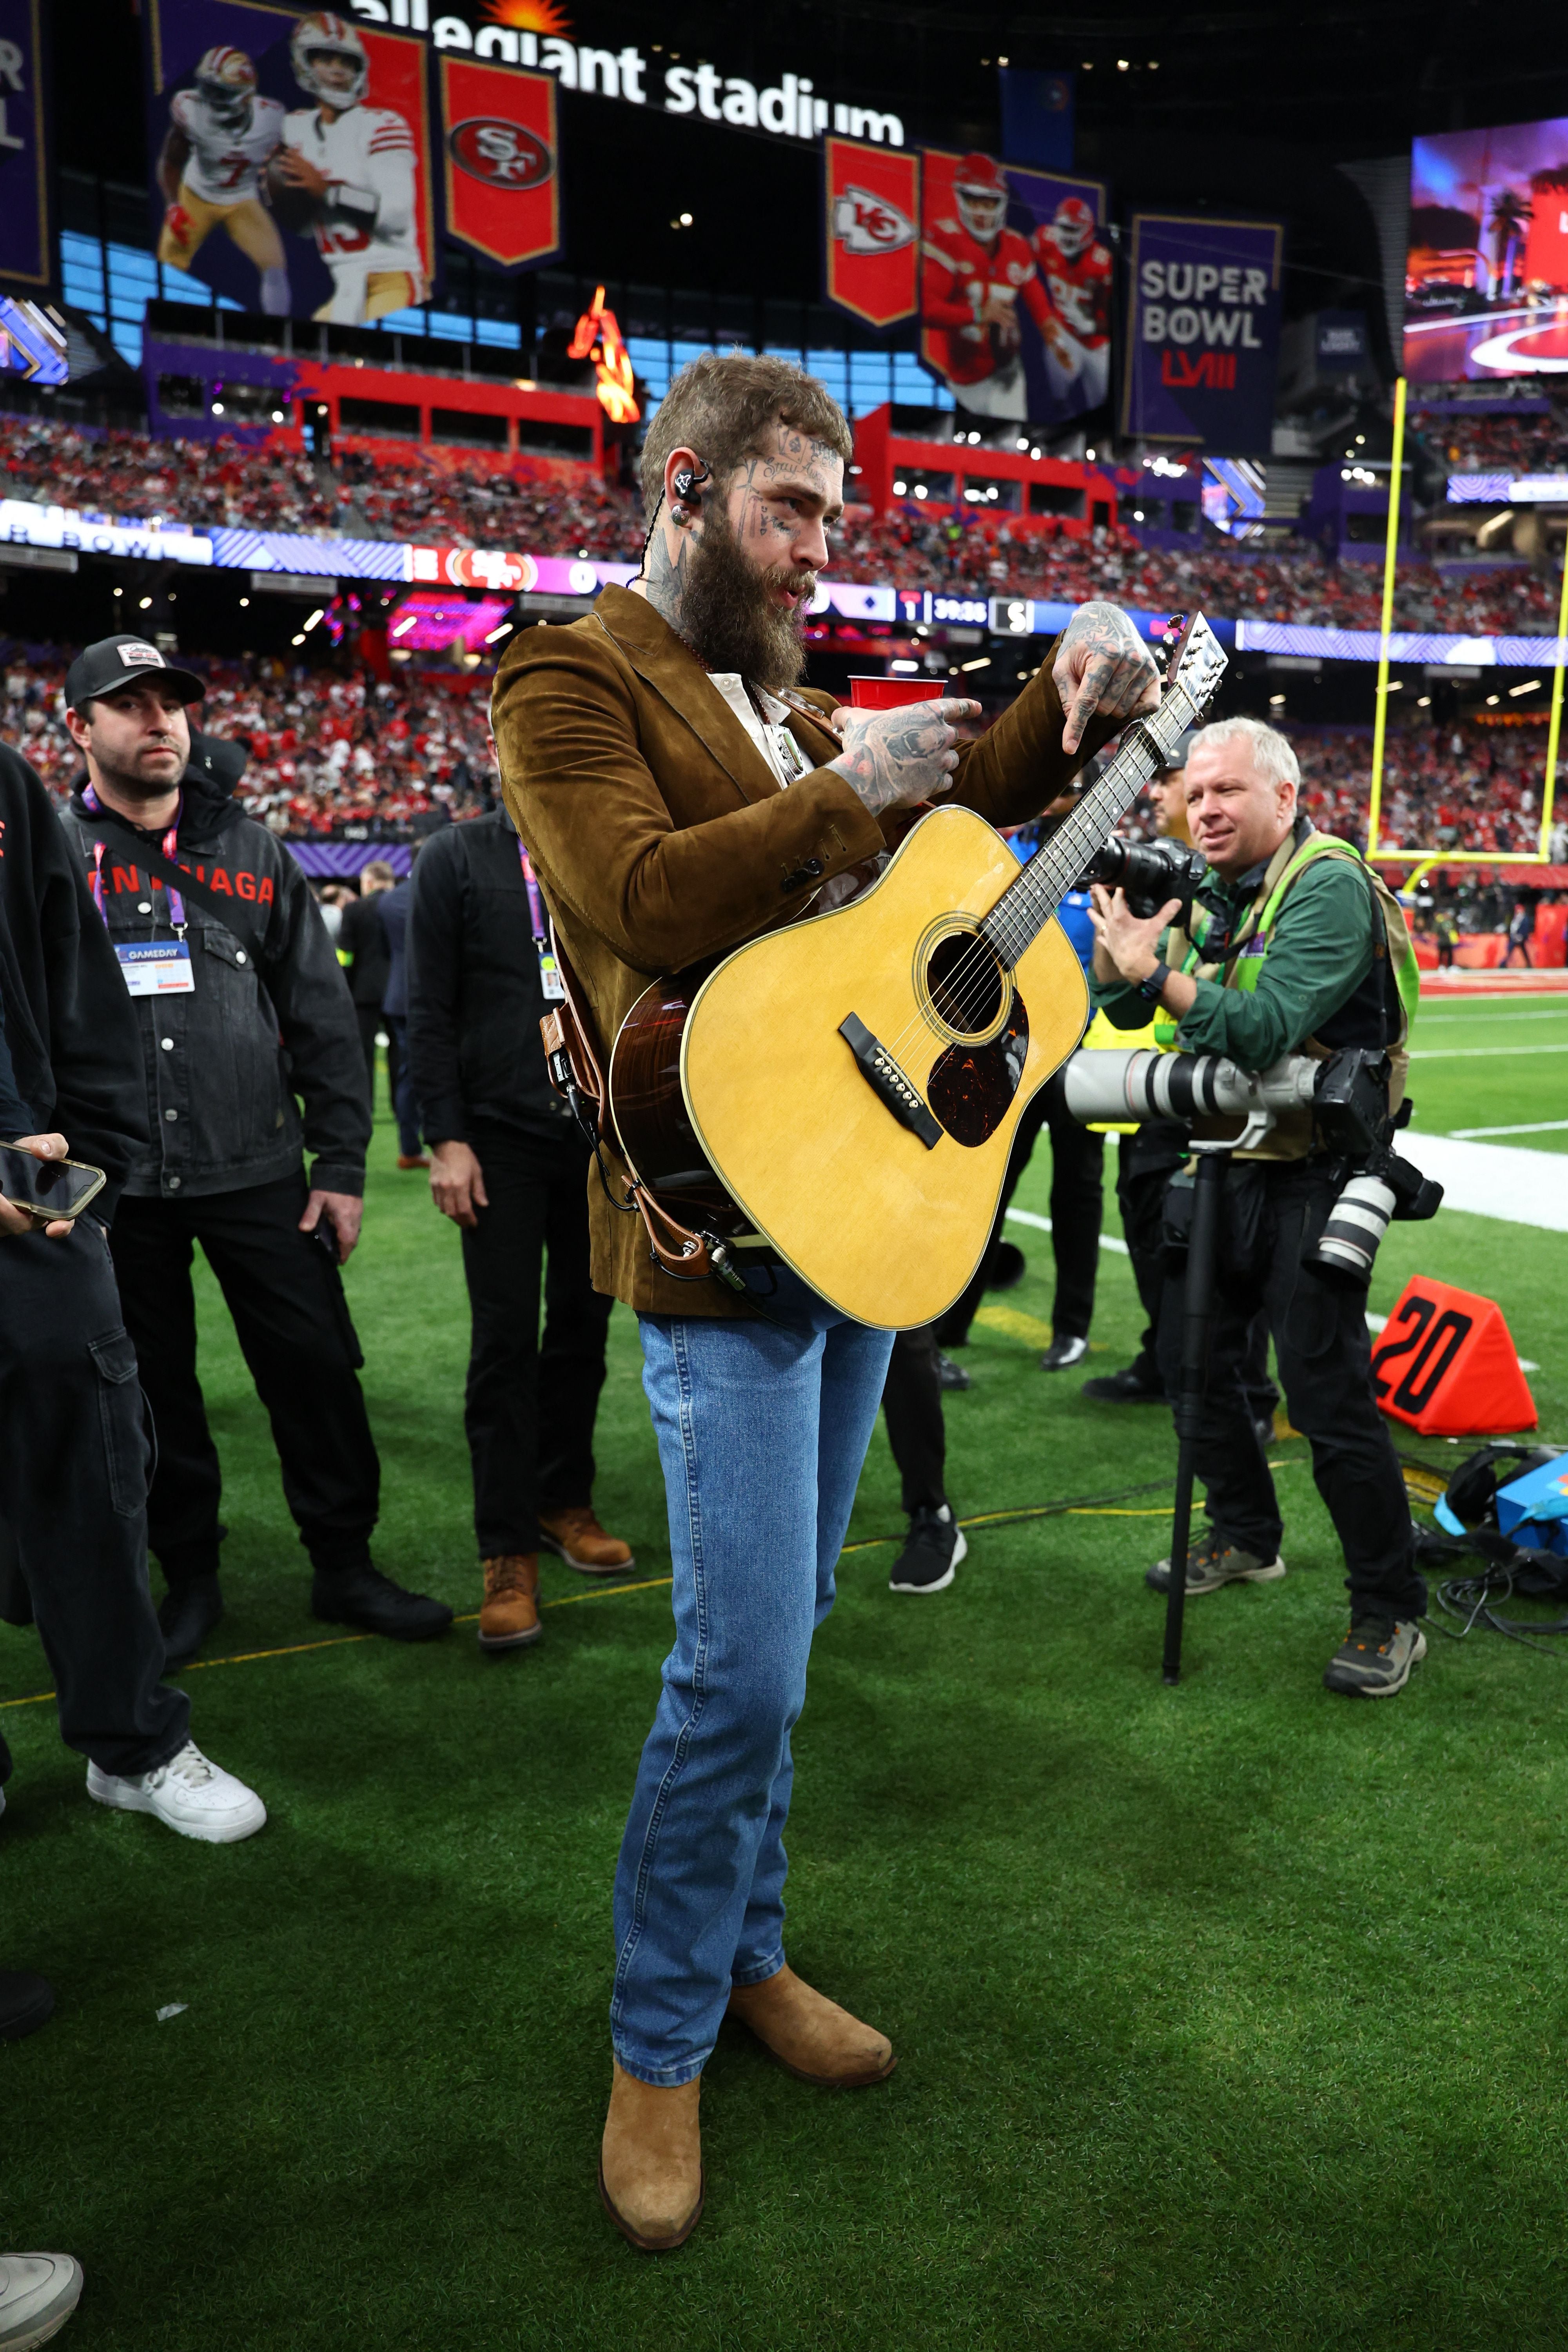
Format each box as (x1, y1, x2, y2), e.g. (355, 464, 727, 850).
(982, 677, 1202, 969)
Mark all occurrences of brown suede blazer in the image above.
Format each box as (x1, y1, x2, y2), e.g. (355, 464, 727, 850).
(493, 583, 1105, 1316)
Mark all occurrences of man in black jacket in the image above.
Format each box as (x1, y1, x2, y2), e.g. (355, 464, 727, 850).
(336, 856, 396, 1110)
(408, 804, 631, 1650)
(59, 635, 451, 1664)
(0, 735, 264, 1842)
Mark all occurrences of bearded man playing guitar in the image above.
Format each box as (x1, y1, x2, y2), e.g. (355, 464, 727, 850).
(493, 353, 1160, 2252)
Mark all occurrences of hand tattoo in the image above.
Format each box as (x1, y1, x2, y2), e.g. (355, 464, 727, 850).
(1053, 600, 1162, 755)
(827, 697, 981, 819)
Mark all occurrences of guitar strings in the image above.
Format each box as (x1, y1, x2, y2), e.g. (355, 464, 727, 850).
(871, 667, 1209, 1077)
(871, 734, 1161, 1072)
(887, 655, 1210, 1054)
(874, 729, 1163, 1068)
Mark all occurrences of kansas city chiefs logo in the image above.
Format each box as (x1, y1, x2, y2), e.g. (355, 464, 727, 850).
(832, 187, 915, 256)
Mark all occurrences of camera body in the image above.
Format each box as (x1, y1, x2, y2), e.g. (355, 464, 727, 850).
(1306, 1047, 1443, 1289)
(1079, 835, 1209, 922)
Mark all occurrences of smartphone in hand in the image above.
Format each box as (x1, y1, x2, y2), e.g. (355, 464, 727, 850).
(0, 1146, 106, 1221)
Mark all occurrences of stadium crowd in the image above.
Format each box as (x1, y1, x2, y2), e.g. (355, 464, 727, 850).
(1419, 404, 1568, 475)
(2, 643, 497, 832)
(4, 411, 1567, 638)
(7, 635, 1563, 861)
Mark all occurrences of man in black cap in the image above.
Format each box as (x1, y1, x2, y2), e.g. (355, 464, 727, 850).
(58, 635, 452, 1662)
(0, 724, 265, 1845)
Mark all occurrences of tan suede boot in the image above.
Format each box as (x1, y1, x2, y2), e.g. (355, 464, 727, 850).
(539, 1505, 635, 1576)
(477, 1554, 541, 1651)
(727, 1963, 896, 2087)
(598, 2061, 704, 2251)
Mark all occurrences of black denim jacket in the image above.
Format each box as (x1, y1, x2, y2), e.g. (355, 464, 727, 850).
(60, 771, 370, 1201)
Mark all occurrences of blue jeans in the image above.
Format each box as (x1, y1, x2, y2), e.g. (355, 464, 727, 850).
(612, 1274, 896, 2086)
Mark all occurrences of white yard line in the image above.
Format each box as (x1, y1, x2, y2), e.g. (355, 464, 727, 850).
(1399, 1131, 1568, 1234)
(1410, 1042, 1568, 1059)
(1005, 1207, 1130, 1256)
(1446, 1119, 1568, 1139)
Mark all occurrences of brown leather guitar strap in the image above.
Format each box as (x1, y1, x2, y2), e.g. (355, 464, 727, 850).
(537, 926, 722, 1286)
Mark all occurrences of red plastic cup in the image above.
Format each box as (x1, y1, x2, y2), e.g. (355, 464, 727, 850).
(846, 674, 947, 710)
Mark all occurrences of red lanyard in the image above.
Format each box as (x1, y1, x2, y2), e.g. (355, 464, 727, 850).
(83, 784, 186, 931)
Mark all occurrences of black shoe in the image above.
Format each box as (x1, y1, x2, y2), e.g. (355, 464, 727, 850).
(1081, 1364, 1165, 1404)
(158, 1573, 224, 1670)
(1040, 1334, 1089, 1372)
(985, 1241, 1027, 1292)
(0, 1969, 54, 2041)
(311, 1563, 453, 1642)
(888, 1505, 968, 1594)
(936, 1351, 971, 1392)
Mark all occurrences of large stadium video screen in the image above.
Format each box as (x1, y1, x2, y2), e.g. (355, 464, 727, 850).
(1406, 118, 1568, 381)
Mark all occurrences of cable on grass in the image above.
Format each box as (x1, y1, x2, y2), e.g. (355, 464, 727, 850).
(1412, 1521, 1568, 1657)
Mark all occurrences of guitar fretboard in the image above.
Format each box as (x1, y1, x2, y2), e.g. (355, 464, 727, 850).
(981, 677, 1205, 971)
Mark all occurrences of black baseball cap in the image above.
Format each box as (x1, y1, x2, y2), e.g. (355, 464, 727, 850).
(1156, 730, 1197, 775)
(64, 635, 205, 713)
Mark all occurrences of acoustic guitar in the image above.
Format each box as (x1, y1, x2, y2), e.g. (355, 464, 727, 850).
(605, 612, 1228, 1328)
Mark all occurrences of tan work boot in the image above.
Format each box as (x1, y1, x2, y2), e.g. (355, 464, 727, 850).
(598, 2061, 704, 2251)
(727, 1963, 896, 2087)
(539, 1505, 635, 1577)
(477, 1554, 541, 1651)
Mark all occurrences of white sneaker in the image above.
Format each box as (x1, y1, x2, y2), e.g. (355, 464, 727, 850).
(85, 1741, 265, 1845)
(0, 2252, 83, 2350)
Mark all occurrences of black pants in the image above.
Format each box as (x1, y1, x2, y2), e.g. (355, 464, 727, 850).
(880, 1325, 947, 1515)
(0, 1218, 188, 1776)
(110, 1174, 381, 1588)
(1154, 1160, 1425, 1620)
(384, 1013, 421, 1157)
(1117, 1125, 1279, 1419)
(460, 1125, 613, 1558)
(356, 1004, 394, 1116)
(938, 1073, 1104, 1345)
(1117, 1121, 1187, 1392)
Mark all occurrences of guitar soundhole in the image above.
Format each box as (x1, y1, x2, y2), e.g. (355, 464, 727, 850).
(925, 929, 1004, 1041)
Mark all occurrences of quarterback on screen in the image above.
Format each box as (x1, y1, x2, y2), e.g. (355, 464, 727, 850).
(156, 47, 290, 317)
(1031, 198, 1113, 412)
(921, 152, 1054, 420)
(272, 13, 427, 326)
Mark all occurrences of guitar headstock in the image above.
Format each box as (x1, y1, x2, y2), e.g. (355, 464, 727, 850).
(1157, 610, 1227, 731)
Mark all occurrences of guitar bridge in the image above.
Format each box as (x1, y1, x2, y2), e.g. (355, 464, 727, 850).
(838, 1013, 942, 1150)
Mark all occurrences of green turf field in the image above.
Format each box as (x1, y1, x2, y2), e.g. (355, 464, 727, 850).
(5, 996, 1568, 2351)
(1406, 995, 1568, 1151)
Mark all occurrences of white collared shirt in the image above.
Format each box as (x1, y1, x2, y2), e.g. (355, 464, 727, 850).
(705, 671, 812, 788)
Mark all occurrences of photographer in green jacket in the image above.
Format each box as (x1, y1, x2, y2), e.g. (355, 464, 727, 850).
(1088, 716, 1428, 1700)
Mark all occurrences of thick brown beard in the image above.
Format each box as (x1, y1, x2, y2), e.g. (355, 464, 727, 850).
(678, 509, 815, 691)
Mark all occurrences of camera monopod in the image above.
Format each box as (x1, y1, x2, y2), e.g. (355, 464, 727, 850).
(1058, 1049, 1321, 1684)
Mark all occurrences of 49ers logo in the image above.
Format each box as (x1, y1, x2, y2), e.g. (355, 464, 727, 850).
(447, 116, 554, 190)
(831, 185, 914, 256)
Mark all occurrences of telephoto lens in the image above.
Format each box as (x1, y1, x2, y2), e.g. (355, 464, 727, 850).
(1308, 1172, 1398, 1290)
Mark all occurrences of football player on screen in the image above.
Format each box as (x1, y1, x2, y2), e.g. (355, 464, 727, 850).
(1031, 197, 1113, 413)
(271, 13, 426, 326)
(921, 152, 1055, 421)
(156, 47, 290, 316)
